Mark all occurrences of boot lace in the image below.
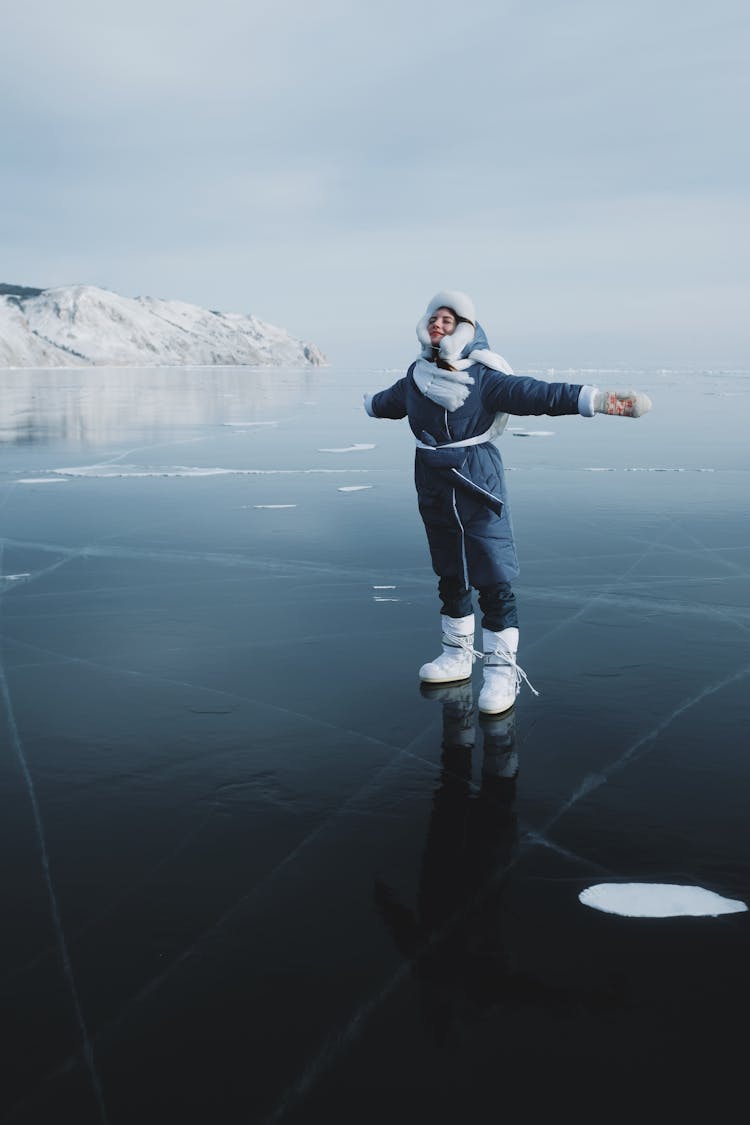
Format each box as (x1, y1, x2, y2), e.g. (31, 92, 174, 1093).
(485, 638, 540, 696)
(444, 632, 484, 661)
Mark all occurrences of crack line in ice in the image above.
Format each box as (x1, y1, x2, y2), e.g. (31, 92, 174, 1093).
(27, 723, 454, 1079)
(522, 587, 750, 626)
(265, 805, 612, 1122)
(3, 631, 404, 744)
(67, 435, 209, 470)
(264, 964, 412, 1125)
(262, 652, 750, 1120)
(569, 513, 750, 580)
(654, 519, 750, 579)
(265, 844, 598, 1123)
(0, 627, 482, 1071)
(13, 480, 743, 1111)
(0, 536, 427, 588)
(261, 723, 625, 1125)
(0, 637, 428, 993)
(262, 760, 542, 1124)
(2, 604, 607, 1122)
(523, 516, 683, 651)
(2, 791, 228, 993)
(539, 660, 750, 837)
(22, 416, 728, 1116)
(519, 524, 750, 574)
(520, 830, 613, 871)
(269, 668, 750, 1125)
(0, 525, 169, 596)
(0, 547, 109, 1125)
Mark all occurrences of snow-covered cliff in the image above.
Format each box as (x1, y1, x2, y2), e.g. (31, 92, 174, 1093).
(0, 284, 327, 367)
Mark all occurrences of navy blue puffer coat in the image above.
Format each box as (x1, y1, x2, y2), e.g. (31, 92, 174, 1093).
(369, 325, 584, 589)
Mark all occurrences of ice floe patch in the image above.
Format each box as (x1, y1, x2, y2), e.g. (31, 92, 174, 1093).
(317, 443, 375, 453)
(52, 465, 373, 479)
(1, 573, 31, 581)
(579, 883, 748, 918)
(252, 504, 297, 509)
(338, 485, 373, 492)
(53, 465, 236, 478)
(625, 467, 716, 473)
(372, 584, 399, 602)
(17, 477, 68, 484)
(509, 429, 555, 438)
(582, 467, 716, 473)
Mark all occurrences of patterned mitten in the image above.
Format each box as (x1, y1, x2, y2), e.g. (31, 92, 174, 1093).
(593, 389, 652, 418)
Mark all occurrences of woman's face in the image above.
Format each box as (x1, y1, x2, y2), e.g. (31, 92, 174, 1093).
(427, 307, 457, 345)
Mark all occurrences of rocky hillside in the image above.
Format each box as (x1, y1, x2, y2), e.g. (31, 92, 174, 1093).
(0, 284, 326, 367)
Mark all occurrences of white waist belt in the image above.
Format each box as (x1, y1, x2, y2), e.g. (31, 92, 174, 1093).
(415, 425, 496, 451)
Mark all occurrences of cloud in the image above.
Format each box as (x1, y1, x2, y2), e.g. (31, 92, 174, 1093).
(1, 0, 748, 366)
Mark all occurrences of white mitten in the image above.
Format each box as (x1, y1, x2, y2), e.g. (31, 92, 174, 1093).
(594, 389, 652, 418)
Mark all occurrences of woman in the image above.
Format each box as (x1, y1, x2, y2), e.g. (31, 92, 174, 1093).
(364, 290, 651, 715)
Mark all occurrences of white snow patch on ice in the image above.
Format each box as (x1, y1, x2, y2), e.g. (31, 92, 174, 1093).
(582, 467, 716, 474)
(1, 573, 31, 580)
(52, 465, 372, 479)
(373, 585, 396, 589)
(317, 444, 376, 453)
(625, 467, 716, 473)
(54, 465, 231, 478)
(579, 883, 748, 918)
(338, 485, 373, 492)
(373, 597, 400, 602)
(17, 477, 68, 484)
(222, 421, 280, 427)
(253, 504, 297, 509)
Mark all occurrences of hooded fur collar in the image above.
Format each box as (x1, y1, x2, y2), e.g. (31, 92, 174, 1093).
(414, 290, 515, 409)
(416, 290, 478, 367)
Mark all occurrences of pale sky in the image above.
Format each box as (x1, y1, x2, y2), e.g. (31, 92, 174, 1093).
(2, 0, 748, 367)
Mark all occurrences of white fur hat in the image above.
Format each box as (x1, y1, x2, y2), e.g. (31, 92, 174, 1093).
(416, 290, 477, 361)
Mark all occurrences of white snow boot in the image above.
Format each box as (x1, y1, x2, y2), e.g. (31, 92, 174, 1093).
(477, 627, 538, 714)
(418, 614, 478, 684)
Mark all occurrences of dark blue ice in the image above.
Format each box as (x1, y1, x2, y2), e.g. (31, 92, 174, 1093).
(1, 364, 749, 1122)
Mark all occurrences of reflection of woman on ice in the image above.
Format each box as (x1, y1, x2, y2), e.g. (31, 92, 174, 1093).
(364, 290, 651, 714)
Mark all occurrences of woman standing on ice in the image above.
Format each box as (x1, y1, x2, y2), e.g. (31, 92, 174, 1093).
(363, 290, 651, 715)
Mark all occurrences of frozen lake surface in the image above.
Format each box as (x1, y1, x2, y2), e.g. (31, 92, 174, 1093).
(1, 364, 749, 1122)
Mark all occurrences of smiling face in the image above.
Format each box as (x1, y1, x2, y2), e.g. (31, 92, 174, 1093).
(427, 307, 457, 345)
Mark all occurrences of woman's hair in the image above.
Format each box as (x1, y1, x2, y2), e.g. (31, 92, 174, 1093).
(431, 309, 474, 370)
